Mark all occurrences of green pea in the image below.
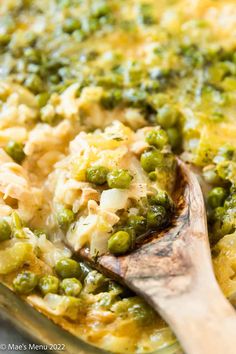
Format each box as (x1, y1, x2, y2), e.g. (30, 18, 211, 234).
(207, 187, 228, 209)
(55, 258, 82, 279)
(113, 296, 155, 323)
(24, 48, 41, 64)
(91, 2, 110, 18)
(96, 73, 123, 88)
(63, 18, 81, 33)
(36, 92, 50, 108)
(140, 149, 164, 172)
(38, 275, 59, 296)
(121, 226, 136, 248)
(24, 74, 44, 94)
(147, 205, 167, 228)
(108, 231, 131, 255)
(60, 278, 82, 296)
(107, 169, 132, 189)
(100, 89, 122, 110)
(0, 33, 10, 46)
(166, 127, 182, 150)
(127, 297, 156, 325)
(97, 292, 115, 308)
(45, 58, 64, 73)
(13, 271, 39, 295)
(145, 129, 168, 149)
(56, 205, 75, 230)
(49, 75, 60, 84)
(148, 171, 157, 181)
(86, 166, 109, 185)
(5, 141, 25, 164)
(149, 191, 173, 210)
(0, 218, 12, 242)
(156, 104, 179, 129)
(127, 215, 146, 235)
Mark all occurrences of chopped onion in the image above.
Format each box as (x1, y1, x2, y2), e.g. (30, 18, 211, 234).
(28, 294, 81, 320)
(100, 189, 129, 212)
(66, 215, 98, 251)
(37, 234, 71, 267)
(90, 230, 110, 256)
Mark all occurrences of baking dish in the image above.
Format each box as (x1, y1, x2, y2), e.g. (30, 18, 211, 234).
(0, 283, 182, 354)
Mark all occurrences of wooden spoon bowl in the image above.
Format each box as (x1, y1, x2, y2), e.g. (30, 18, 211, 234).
(79, 159, 236, 354)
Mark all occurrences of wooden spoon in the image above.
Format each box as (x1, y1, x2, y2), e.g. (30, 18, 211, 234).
(79, 159, 236, 354)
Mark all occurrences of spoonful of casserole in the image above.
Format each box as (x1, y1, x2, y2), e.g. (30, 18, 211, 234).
(77, 158, 236, 354)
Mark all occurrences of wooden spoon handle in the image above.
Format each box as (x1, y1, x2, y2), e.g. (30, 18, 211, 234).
(154, 283, 236, 354)
(127, 237, 236, 354)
